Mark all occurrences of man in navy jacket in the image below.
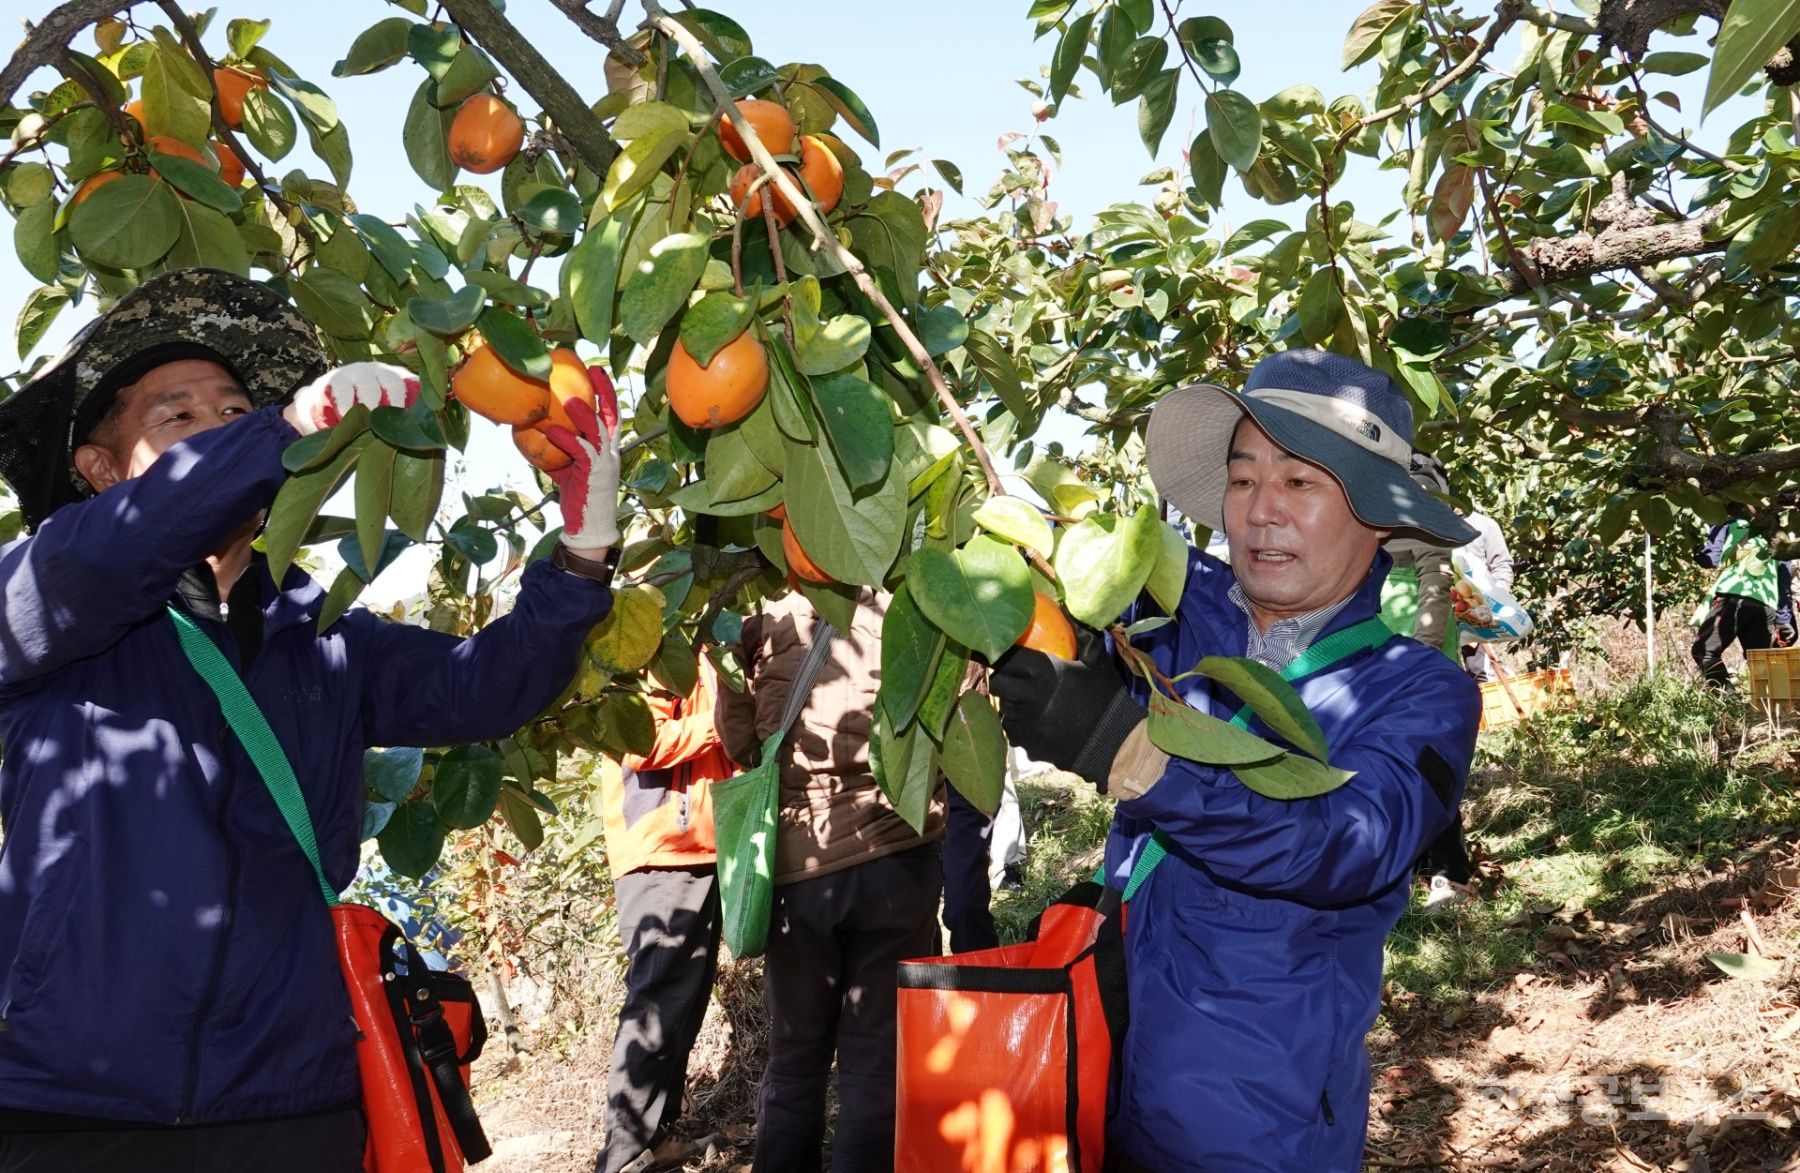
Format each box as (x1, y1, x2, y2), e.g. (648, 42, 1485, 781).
(0, 268, 620, 1171)
(995, 350, 1482, 1171)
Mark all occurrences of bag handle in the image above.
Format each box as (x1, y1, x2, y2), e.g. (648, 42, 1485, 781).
(777, 621, 836, 736)
(167, 605, 339, 907)
(1122, 615, 1393, 901)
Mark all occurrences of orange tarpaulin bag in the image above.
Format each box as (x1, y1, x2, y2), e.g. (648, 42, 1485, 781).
(895, 881, 1128, 1173)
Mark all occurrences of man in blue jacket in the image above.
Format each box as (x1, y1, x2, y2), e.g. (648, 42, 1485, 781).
(994, 350, 1482, 1171)
(0, 268, 621, 1171)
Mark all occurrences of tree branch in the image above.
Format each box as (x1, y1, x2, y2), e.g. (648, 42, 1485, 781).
(0, 0, 132, 107)
(437, 0, 619, 177)
(1515, 1, 1599, 34)
(1495, 205, 1726, 295)
(545, 0, 644, 68)
(1340, 0, 1522, 150)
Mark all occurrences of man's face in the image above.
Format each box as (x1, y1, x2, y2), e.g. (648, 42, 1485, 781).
(73, 359, 252, 493)
(1222, 418, 1388, 629)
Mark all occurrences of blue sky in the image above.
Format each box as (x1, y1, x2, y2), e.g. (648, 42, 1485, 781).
(0, 2, 1742, 599)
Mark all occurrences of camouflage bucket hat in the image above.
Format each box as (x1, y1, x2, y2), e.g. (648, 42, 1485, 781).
(0, 268, 326, 531)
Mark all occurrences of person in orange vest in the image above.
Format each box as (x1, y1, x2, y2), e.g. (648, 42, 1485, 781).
(594, 659, 731, 1173)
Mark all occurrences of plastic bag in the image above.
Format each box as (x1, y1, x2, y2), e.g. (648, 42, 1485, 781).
(1452, 548, 1532, 641)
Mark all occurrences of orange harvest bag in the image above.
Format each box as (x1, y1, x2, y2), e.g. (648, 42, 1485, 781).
(336, 903, 491, 1173)
(895, 881, 1128, 1173)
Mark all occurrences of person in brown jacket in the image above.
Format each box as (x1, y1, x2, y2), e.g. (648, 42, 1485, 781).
(715, 589, 945, 1173)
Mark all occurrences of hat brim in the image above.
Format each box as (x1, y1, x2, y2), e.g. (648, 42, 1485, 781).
(0, 268, 325, 530)
(1145, 382, 1478, 547)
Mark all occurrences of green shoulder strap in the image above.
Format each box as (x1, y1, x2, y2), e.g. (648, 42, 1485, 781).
(167, 605, 339, 907)
(1120, 615, 1393, 901)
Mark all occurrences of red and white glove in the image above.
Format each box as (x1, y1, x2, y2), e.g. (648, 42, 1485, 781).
(284, 362, 421, 435)
(540, 366, 622, 553)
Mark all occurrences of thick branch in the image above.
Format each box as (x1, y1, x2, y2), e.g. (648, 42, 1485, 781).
(0, 0, 130, 107)
(1516, 1, 1599, 33)
(546, 0, 644, 68)
(1642, 402, 1800, 489)
(437, 0, 618, 177)
(1495, 206, 1725, 295)
(1597, 0, 1725, 59)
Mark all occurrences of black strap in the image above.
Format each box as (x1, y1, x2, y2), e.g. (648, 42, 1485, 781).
(414, 1001, 491, 1163)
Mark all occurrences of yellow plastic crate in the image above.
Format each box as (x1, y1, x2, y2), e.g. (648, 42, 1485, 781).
(1479, 667, 1573, 730)
(1747, 648, 1800, 714)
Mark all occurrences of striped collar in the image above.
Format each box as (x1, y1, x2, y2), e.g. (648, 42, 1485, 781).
(1228, 585, 1355, 672)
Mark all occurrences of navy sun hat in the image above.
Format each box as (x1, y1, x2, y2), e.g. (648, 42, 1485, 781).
(0, 268, 325, 531)
(1145, 348, 1477, 546)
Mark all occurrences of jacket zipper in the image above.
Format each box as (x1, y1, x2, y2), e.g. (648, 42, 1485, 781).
(177, 618, 245, 1123)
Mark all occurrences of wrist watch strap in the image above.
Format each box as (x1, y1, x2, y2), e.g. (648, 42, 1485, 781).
(550, 542, 619, 584)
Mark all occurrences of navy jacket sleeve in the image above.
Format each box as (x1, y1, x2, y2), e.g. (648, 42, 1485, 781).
(1116, 661, 1479, 907)
(0, 408, 295, 692)
(1778, 562, 1793, 629)
(355, 557, 613, 748)
(1698, 524, 1729, 569)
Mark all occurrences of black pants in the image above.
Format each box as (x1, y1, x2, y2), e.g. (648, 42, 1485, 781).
(0, 1105, 364, 1172)
(754, 846, 942, 1173)
(941, 787, 999, 953)
(1693, 593, 1775, 685)
(597, 866, 721, 1173)
(1421, 815, 1475, 883)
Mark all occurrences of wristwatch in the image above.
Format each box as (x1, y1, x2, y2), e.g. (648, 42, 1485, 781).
(550, 543, 619, 585)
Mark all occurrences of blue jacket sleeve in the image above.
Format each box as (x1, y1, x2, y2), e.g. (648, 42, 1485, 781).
(1117, 666, 1479, 907)
(1777, 562, 1793, 629)
(355, 557, 613, 747)
(0, 408, 296, 692)
(1698, 524, 1729, 569)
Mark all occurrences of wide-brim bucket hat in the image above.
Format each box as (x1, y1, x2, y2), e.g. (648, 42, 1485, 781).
(1145, 348, 1476, 546)
(0, 268, 325, 530)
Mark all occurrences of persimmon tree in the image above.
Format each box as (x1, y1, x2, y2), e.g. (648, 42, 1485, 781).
(4, 0, 1799, 875)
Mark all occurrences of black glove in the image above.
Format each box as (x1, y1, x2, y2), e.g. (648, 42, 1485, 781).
(1776, 624, 1796, 648)
(991, 627, 1145, 793)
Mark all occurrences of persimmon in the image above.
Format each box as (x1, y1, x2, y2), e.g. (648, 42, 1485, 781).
(767, 503, 787, 522)
(782, 520, 832, 585)
(448, 94, 524, 175)
(666, 331, 769, 429)
(535, 348, 596, 435)
(124, 99, 146, 134)
(512, 424, 572, 473)
(212, 67, 266, 130)
(214, 141, 246, 187)
(729, 164, 794, 228)
(145, 136, 216, 170)
(1016, 592, 1077, 660)
(718, 98, 797, 161)
(69, 170, 123, 211)
(450, 343, 552, 427)
(784, 135, 845, 216)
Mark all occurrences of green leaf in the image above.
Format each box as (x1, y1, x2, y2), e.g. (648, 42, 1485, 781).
(228, 17, 272, 59)
(1178, 15, 1233, 44)
(796, 313, 873, 376)
(702, 421, 777, 502)
(1233, 753, 1356, 800)
(620, 231, 709, 344)
(242, 86, 297, 162)
(408, 284, 486, 336)
(143, 45, 210, 144)
(589, 585, 666, 672)
(403, 78, 455, 190)
(353, 440, 396, 571)
(498, 787, 546, 851)
(163, 198, 250, 276)
(378, 801, 445, 878)
(389, 451, 444, 542)
(436, 44, 499, 106)
(1050, 10, 1095, 108)
(1195, 656, 1329, 761)
(362, 801, 395, 841)
(939, 691, 1006, 816)
(1704, 0, 1800, 114)
(813, 75, 880, 147)
(1297, 267, 1343, 344)
(1146, 693, 1286, 765)
(602, 122, 687, 212)
(263, 432, 369, 580)
(1342, 0, 1414, 69)
(1192, 39, 1241, 85)
(672, 8, 753, 60)
(962, 328, 1032, 420)
(476, 305, 551, 379)
(881, 581, 946, 733)
(14, 201, 58, 284)
(1428, 163, 1476, 242)
(971, 496, 1054, 558)
(365, 746, 424, 803)
(808, 372, 893, 492)
(931, 159, 963, 194)
(268, 72, 338, 131)
(873, 708, 937, 835)
(680, 289, 759, 366)
(1053, 506, 1162, 629)
(68, 175, 180, 269)
(519, 188, 582, 236)
(433, 744, 504, 829)
(334, 16, 414, 77)
(15, 285, 70, 359)
(1145, 520, 1191, 614)
(915, 642, 969, 740)
(1641, 51, 1709, 76)
(1137, 68, 1180, 155)
(1205, 89, 1262, 172)
(302, 118, 354, 189)
(1706, 951, 1784, 980)
(406, 22, 459, 80)
(1110, 37, 1168, 102)
(292, 267, 373, 339)
(282, 403, 371, 473)
(784, 434, 906, 587)
(148, 150, 242, 213)
(721, 56, 782, 99)
(567, 204, 633, 346)
(915, 304, 969, 357)
(906, 537, 1034, 663)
